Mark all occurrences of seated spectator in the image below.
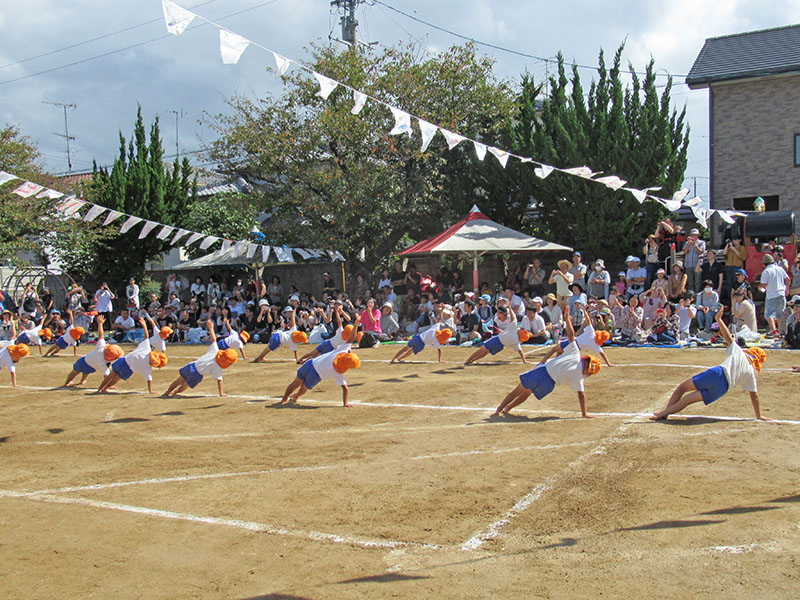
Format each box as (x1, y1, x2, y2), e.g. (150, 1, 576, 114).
(112, 308, 136, 342)
(732, 289, 757, 333)
(146, 293, 161, 314)
(475, 294, 494, 334)
(785, 295, 800, 349)
(625, 256, 647, 298)
(504, 287, 525, 319)
(790, 255, 800, 296)
(616, 294, 645, 343)
(177, 309, 196, 342)
(650, 268, 668, 296)
(593, 298, 615, 333)
(587, 259, 610, 299)
(647, 302, 680, 344)
(641, 287, 667, 330)
(614, 272, 627, 297)
(696, 279, 721, 333)
(73, 308, 93, 342)
(457, 298, 481, 344)
(731, 268, 752, 303)
(677, 293, 697, 340)
(521, 299, 549, 344)
(667, 261, 687, 302)
(379, 302, 400, 340)
(190, 276, 205, 306)
(567, 283, 587, 314)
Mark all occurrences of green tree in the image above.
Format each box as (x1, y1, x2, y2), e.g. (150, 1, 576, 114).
(182, 192, 258, 259)
(508, 45, 689, 259)
(206, 42, 517, 272)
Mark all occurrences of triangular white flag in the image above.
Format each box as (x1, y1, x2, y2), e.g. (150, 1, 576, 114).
(36, 188, 65, 199)
(233, 240, 247, 255)
(534, 165, 554, 179)
(246, 243, 258, 259)
(473, 141, 487, 161)
(351, 91, 367, 115)
(519, 157, 534, 163)
(683, 196, 702, 207)
(13, 181, 44, 197)
(389, 107, 412, 136)
(219, 29, 250, 65)
(185, 232, 204, 247)
(161, 0, 196, 36)
(171, 229, 190, 245)
(672, 188, 690, 203)
(657, 197, 682, 212)
(221, 239, 233, 253)
(138, 220, 159, 239)
(156, 225, 175, 240)
(418, 119, 438, 152)
(61, 198, 87, 216)
(294, 248, 312, 260)
(487, 146, 509, 167)
(56, 196, 81, 213)
(102, 210, 123, 226)
(563, 166, 597, 179)
(0, 171, 19, 186)
(199, 235, 220, 250)
(439, 128, 466, 150)
(595, 175, 627, 191)
(624, 188, 648, 204)
(83, 205, 107, 222)
(717, 209, 736, 224)
(120, 216, 143, 234)
(691, 205, 710, 229)
(272, 52, 291, 76)
(313, 72, 339, 100)
(261, 245, 271, 263)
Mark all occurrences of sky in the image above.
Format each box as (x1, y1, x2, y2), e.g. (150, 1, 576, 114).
(2, 0, 800, 203)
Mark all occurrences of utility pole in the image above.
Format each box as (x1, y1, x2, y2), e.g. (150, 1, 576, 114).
(43, 101, 76, 174)
(331, 0, 359, 51)
(168, 109, 186, 159)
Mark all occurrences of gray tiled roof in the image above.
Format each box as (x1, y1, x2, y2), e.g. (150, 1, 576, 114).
(686, 24, 800, 88)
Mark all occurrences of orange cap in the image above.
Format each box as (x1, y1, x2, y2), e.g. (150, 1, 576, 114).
(518, 329, 532, 343)
(333, 351, 361, 374)
(435, 328, 453, 345)
(239, 330, 250, 344)
(69, 327, 85, 340)
(40, 327, 53, 340)
(342, 325, 354, 339)
(744, 347, 766, 373)
(159, 326, 173, 340)
(594, 330, 611, 346)
(103, 344, 124, 362)
(215, 348, 239, 369)
(291, 331, 308, 344)
(582, 355, 602, 376)
(8, 344, 30, 361)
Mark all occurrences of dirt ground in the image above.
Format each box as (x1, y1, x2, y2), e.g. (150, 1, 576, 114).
(0, 341, 798, 599)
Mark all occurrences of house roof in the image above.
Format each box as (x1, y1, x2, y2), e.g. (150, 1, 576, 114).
(686, 23, 800, 89)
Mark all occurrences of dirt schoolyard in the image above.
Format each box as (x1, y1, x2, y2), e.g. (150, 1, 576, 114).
(1, 343, 798, 599)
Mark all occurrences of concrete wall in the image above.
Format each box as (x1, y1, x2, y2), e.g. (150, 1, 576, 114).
(710, 73, 800, 244)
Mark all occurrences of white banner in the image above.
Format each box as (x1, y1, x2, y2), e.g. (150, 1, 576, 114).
(83, 205, 107, 222)
(351, 91, 367, 115)
(418, 119, 438, 152)
(61, 198, 87, 216)
(219, 29, 250, 64)
(563, 166, 596, 179)
(0, 171, 18, 186)
(13, 181, 44, 198)
(717, 209, 736, 224)
(473, 141, 487, 161)
(261, 245, 271, 263)
(658, 197, 682, 212)
(595, 175, 626, 191)
(199, 235, 219, 250)
(246, 243, 258, 259)
(487, 146, 509, 167)
(234, 240, 247, 255)
(691, 205, 711, 229)
(102, 210, 123, 227)
(625, 188, 648, 204)
(683, 196, 702, 207)
(36, 188, 65, 199)
(185, 232, 205, 247)
(440, 128, 465, 150)
(156, 225, 175, 240)
(294, 247, 312, 259)
(273, 246, 293, 262)
(120, 216, 143, 234)
(313, 72, 338, 100)
(138, 220, 159, 239)
(272, 52, 291, 77)
(221, 239, 233, 253)
(389, 107, 411, 136)
(534, 165, 554, 179)
(161, 0, 196, 36)
(171, 229, 190, 245)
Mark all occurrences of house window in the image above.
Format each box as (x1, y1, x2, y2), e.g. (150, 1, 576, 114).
(733, 195, 779, 212)
(795, 134, 800, 166)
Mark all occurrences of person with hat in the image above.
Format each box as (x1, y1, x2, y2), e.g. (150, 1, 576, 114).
(493, 305, 601, 418)
(549, 259, 574, 309)
(0, 309, 15, 343)
(252, 306, 306, 363)
(280, 314, 361, 407)
(643, 234, 660, 288)
(97, 317, 167, 395)
(464, 307, 529, 365)
(568, 252, 587, 290)
(649, 267, 669, 296)
(0, 340, 30, 387)
(667, 261, 687, 302)
(759, 253, 790, 337)
(63, 315, 123, 387)
(541, 293, 563, 334)
(784, 295, 800, 349)
(614, 271, 627, 298)
(683, 228, 706, 292)
(729, 268, 752, 304)
(587, 259, 610, 299)
(652, 308, 768, 421)
(625, 256, 647, 299)
(475, 294, 494, 334)
(378, 301, 400, 340)
(44, 309, 83, 358)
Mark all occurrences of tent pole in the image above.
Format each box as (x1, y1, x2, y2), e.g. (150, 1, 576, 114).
(341, 261, 346, 293)
(472, 253, 479, 292)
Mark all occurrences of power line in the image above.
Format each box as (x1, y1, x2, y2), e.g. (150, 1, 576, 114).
(372, 0, 689, 80)
(0, 0, 281, 87)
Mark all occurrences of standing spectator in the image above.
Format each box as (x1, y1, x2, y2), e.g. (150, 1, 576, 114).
(587, 259, 610, 299)
(723, 237, 747, 299)
(404, 263, 421, 296)
(667, 262, 687, 302)
(700, 250, 724, 298)
(165, 273, 182, 302)
(39, 287, 54, 314)
(390, 263, 407, 305)
(126, 277, 140, 310)
(683, 228, 706, 292)
(650, 268, 669, 296)
(523, 258, 546, 297)
(353, 273, 370, 301)
(190, 276, 205, 305)
(94, 283, 115, 322)
(790, 254, 800, 296)
(759, 254, 790, 337)
(206, 276, 222, 307)
(549, 259, 574, 310)
(267, 275, 283, 305)
(696, 280, 721, 334)
(376, 268, 391, 290)
(568, 252, 587, 290)
(232, 277, 246, 297)
(656, 217, 676, 268)
(625, 256, 647, 298)
(614, 272, 627, 297)
(0, 310, 13, 342)
(451, 270, 465, 297)
(67, 283, 86, 313)
(19, 283, 39, 318)
(643, 234, 660, 289)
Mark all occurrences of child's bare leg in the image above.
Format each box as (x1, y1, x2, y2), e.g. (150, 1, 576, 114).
(171, 381, 190, 396)
(503, 388, 533, 414)
(163, 377, 183, 397)
(281, 378, 302, 403)
(289, 383, 308, 403)
(391, 347, 411, 363)
(495, 383, 526, 414)
(652, 390, 704, 420)
(97, 373, 118, 393)
(63, 369, 79, 387)
(465, 347, 489, 365)
(252, 347, 271, 363)
(299, 350, 318, 364)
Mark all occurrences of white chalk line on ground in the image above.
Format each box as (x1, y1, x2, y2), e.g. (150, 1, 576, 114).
(705, 541, 781, 554)
(0, 488, 438, 550)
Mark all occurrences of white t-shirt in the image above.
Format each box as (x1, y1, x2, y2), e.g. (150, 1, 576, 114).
(498, 324, 522, 351)
(195, 342, 224, 380)
(678, 305, 696, 336)
(114, 315, 135, 330)
(719, 343, 757, 393)
(554, 271, 574, 297)
(330, 327, 345, 347)
(545, 340, 585, 392)
(58, 325, 78, 348)
(24, 324, 45, 346)
(312, 343, 350, 386)
(542, 304, 563, 327)
(420, 323, 443, 349)
(521, 313, 546, 335)
(0, 346, 16, 372)
(149, 331, 167, 352)
(575, 324, 602, 354)
(223, 330, 244, 350)
(760, 264, 788, 299)
(84, 338, 110, 375)
(125, 338, 153, 380)
(508, 294, 524, 317)
(494, 313, 514, 331)
(278, 328, 300, 351)
(95, 289, 114, 313)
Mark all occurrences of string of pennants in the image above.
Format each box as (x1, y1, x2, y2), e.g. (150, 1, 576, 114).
(0, 170, 345, 263)
(160, 0, 736, 229)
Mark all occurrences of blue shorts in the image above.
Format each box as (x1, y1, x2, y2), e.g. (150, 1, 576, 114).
(297, 359, 322, 390)
(407, 334, 425, 354)
(692, 366, 729, 405)
(111, 357, 134, 381)
(268, 333, 282, 351)
(73, 356, 96, 375)
(55, 336, 70, 350)
(764, 296, 786, 320)
(216, 337, 230, 350)
(179, 362, 204, 389)
(483, 335, 504, 355)
(559, 339, 569, 350)
(16, 332, 31, 345)
(315, 339, 334, 355)
(519, 364, 557, 400)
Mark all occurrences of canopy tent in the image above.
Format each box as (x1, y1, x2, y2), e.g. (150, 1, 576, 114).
(173, 246, 262, 270)
(397, 205, 572, 290)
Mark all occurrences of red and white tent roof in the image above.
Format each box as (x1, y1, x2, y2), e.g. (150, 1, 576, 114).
(398, 205, 572, 256)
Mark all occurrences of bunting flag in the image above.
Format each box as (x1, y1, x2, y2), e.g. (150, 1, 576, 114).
(246, 243, 258, 259)
(233, 240, 247, 255)
(691, 205, 711, 228)
(487, 146, 509, 167)
(120, 216, 143, 234)
(171, 229, 191, 245)
(61, 198, 87, 216)
(625, 188, 648, 204)
(0, 171, 18, 185)
(672, 188, 690, 203)
(261, 245, 271, 263)
(83, 205, 107, 222)
(717, 210, 736, 224)
(294, 247, 312, 259)
(13, 181, 44, 197)
(36, 189, 65, 200)
(219, 29, 250, 64)
(103, 210, 123, 227)
(389, 107, 412, 136)
(595, 175, 627, 191)
(440, 128, 466, 150)
(473, 141, 487, 161)
(161, 0, 195, 36)
(220, 239, 233, 253)
(683, 196, 702, 207)
(199, 235, 220, 250)
(273, 246, 293, 262)
(351, 91, 367, 115)
(313, 72, 338, 100)
(418, 119, 438, 152)
(57, 196, 85, 214)
(534, 165, 554, 179)
(658, 197, 682, 212)
(156, 225, 175, 240)
(185, 232, 205, 247)
(138, 220, 159, 239)
(272, 52, 291, 77)
(563, 166, 596, 179)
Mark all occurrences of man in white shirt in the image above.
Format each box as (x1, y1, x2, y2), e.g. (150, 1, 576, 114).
(520, 300, 548, 344)
(759, 253, 790, 336)
(625, 256, 647, 298)
(94, 283, 115, 320)
(113, 309, 136, 342)
(504, 288, 525, 319)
